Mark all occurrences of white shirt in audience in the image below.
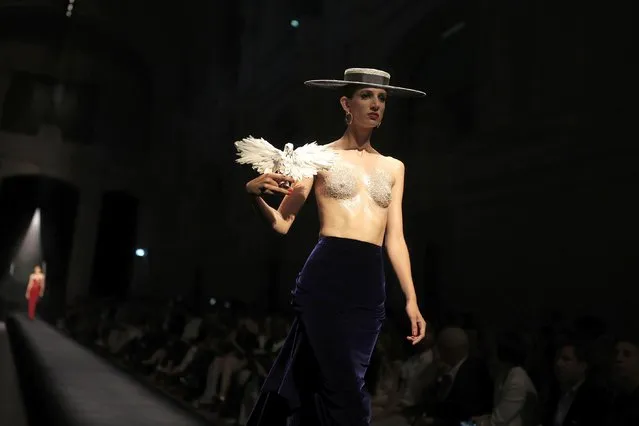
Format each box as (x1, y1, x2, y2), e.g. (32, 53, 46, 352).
(400, 349, 434, 405)
(490, 366, 538, 426)
(181, 317, 202, 341)
(173, 346, 199, 373)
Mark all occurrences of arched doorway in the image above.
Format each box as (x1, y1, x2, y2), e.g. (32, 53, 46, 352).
(0, 175, 79, 321)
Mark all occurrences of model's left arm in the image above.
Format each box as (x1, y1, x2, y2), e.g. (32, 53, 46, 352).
(384, 159, 426, 344)
(40, 275, 45, 297)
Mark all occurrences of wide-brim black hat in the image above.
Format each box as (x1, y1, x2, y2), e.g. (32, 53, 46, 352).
(304, 68, 426, 98)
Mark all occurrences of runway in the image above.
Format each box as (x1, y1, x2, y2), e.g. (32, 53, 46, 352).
(2, 314, 211, 426)
(0, 321, 28, 426)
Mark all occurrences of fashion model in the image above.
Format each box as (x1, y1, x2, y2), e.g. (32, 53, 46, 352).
(244, 68, 427, 425)
(26, 264, 45, 320)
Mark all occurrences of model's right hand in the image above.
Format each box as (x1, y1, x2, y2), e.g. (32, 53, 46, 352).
(246, 173, 295, 196)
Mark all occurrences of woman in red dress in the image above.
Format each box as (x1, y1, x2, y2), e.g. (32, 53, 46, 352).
(25, 265, 45, 320)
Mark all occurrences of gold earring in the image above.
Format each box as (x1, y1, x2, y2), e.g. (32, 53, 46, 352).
(345, 112, 353, 125)
(376, 121, 382, 129)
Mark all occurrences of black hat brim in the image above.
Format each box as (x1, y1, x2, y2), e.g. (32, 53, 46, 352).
(304, 79, 427, 98)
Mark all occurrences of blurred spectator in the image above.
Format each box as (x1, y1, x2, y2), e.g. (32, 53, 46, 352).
(543, 338, 610, 426)
(193, 310, 259, 409)
(416, 326, 493, 426)
(607, 328, 639, 425)
(474, 331, 538, 426)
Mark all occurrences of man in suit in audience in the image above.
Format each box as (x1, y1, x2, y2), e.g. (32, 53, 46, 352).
(416, 327, 493, 426)
(607, 329, 639, 425)
(544, 339, 610, 426)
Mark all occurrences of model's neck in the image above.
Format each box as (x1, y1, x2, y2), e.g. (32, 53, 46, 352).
(341, 126, 373, 151)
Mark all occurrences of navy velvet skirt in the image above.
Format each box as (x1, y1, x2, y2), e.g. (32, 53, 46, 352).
(247, 236, 386, 426)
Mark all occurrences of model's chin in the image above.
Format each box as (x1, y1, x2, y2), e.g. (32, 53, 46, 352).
(351, 118, 380, 128)
(359, 120, 378, 129)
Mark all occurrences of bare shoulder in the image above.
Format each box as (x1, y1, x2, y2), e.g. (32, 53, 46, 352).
(382, 155, 405, 175)
(324, 140, 341, 150)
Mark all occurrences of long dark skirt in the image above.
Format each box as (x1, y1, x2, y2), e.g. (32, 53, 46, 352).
(248, 236, 386, 426)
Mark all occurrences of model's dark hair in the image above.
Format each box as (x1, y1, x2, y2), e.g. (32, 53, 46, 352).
(342, 84, 362, 99)
(342, 84, 390, 99)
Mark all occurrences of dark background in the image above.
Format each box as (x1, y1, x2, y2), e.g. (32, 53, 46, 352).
(0, 0, 636, 327)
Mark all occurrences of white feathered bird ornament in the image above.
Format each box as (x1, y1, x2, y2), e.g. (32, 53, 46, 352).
(234, 136, 337, 183)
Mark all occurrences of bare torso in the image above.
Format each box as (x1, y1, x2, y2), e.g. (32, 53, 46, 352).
(29, 273, 44, 286)
(314, 144, 399, 246)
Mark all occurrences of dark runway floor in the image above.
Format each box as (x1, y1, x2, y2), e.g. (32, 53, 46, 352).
(0, 321, 28, 426)
(3, 315, 214, 426)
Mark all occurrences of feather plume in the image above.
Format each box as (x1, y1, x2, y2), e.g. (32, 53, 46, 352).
(234, 136, 336, 181)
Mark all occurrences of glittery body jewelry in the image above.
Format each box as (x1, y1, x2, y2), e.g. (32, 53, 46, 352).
(320, 160, 393, 209)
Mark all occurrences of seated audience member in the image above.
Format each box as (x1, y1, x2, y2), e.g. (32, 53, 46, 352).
(607, 328, 639, 425)
(416, 326, 493, 426)
(369, 329, 437, 426)
(193, 311, 259, 408)
(571, 315, 613, 388)
(369, 329, 404, 410)
(236, 316, 290, 425)
(474, 331, 539, 426)
(156, 314, 203, 373)
(94, 304, 118, 345)
(128, 320, 167, 367)
(372, 327, 436, 415)
(163, 334, 206, 378)
(543, 338, 610, 426)
(178, 335, 223, 398)
(249, 315, 288, 378)
(399, 329, 436, 408)
(103, 317, 146, 355)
